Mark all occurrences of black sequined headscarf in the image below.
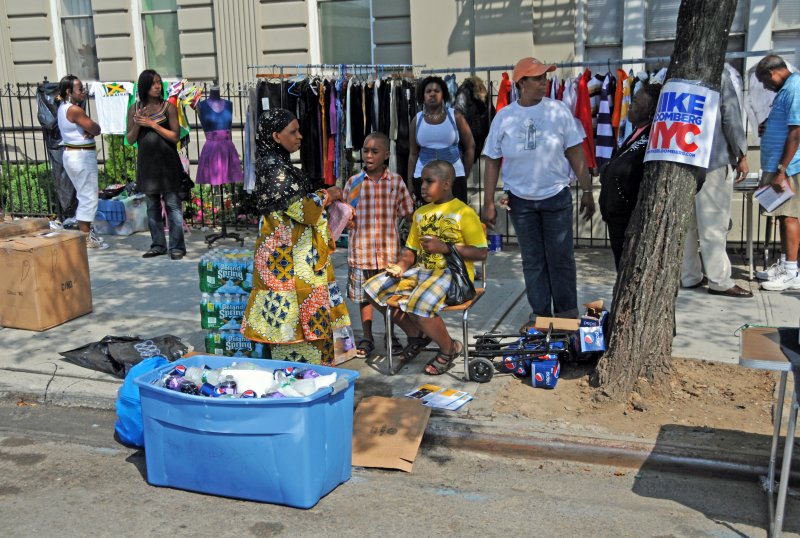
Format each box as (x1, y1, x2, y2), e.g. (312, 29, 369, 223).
(254, 108, 314, 215)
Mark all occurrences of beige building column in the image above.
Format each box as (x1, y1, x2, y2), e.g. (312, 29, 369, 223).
(622, 0, 645, 73)
(94, 0, 137, 82)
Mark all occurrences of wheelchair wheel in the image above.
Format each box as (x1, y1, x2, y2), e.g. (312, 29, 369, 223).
(468, 357, 494, 383)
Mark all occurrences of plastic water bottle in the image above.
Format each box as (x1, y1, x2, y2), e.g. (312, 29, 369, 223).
(198, 254, 207, 287)
(334, 326, 355, 352)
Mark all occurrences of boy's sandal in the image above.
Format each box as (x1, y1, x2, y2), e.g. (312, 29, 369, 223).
(390, 336, 404, 355)
(390, 335, 432, 374)
(356, 339, 375, 359)
(424, 340, 463, 376)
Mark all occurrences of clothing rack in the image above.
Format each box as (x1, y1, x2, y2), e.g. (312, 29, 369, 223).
(247, 63, 426, 78)
(247, 63, 426, 110)
(420, 49, 791, 75)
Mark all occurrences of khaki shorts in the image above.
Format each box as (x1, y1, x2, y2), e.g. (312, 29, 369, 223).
(760, 171, 800, 218)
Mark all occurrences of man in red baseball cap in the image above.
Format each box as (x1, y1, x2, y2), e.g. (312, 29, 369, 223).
(512, 57, 557, 82)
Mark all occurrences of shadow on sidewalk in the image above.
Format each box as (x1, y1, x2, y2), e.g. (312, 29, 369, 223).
(632, 424, 800, 535)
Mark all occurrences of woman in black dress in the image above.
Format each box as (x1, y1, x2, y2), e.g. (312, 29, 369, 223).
(126, 69, 186, 260)
(599, 83, 662, 270)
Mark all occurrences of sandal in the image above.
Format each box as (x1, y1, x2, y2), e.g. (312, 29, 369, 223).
(356, 339, 375, 359)
(424, 340, 463, 376)
(390, 334, 432, 374)
(390, 336, 403, 355)
(142, 249, 166, 258)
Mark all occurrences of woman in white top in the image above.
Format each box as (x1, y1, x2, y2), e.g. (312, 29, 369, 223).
(408, 76, 475, 204)
(57, 75, 105, 249)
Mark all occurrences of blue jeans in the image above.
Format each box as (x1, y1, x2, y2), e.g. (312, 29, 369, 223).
(508, 187, 578, 319)
(145, 192, 185, 254)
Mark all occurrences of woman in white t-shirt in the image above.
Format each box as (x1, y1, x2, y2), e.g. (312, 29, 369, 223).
(56, 75, 106, 249)
(481, 57, 595, 325)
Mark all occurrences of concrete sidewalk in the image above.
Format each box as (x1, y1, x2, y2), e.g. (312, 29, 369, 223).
(0, 227, 797, 473)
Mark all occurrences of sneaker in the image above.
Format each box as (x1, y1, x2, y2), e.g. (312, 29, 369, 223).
(756, 261, 783, 281)
(761, 267, 800, 291)
(86, 235, 109, 250)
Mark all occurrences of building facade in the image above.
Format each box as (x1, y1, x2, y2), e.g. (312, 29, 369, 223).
(0, 0, 797, 85)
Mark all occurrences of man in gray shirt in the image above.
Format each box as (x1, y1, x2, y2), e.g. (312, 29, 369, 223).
(681, 69, 752, 297)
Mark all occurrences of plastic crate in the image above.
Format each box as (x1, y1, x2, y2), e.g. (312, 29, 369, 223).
(95, 199, 126, 226)
(134, 355, 359, 508)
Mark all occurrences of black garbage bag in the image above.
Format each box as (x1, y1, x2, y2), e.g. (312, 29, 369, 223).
(60, 335, 188, 378)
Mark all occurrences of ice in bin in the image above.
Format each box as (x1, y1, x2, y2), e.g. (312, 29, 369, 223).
(134, 355, 359, 508)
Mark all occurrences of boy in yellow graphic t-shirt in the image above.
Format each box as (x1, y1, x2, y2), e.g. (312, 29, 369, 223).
(364, 160, 487, 375)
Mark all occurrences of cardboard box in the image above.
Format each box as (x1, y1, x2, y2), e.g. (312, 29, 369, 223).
(0, 218, 50, 240)
(0, 230, 92, 331)
(533, 316, 581, 332)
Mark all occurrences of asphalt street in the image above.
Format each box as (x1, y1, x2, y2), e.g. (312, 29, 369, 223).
(0, 402, 797, 537)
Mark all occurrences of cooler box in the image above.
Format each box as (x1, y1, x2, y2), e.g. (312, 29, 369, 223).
(134, 355, 359, 508)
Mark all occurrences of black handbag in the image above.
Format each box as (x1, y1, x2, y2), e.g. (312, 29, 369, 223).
(444, 243, 476, 306)
(178, 172, 194, 201)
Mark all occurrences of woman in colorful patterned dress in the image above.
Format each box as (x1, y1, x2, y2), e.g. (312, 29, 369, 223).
(241, 108, 350, 365)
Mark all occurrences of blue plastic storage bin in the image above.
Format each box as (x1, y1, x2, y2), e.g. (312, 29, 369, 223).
(134, 355, 359, 508)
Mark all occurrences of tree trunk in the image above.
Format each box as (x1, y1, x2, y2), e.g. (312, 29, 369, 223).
(592, 0, 738, 400)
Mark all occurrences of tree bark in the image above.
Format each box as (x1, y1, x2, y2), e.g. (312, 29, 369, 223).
(592, 0, 738, 400)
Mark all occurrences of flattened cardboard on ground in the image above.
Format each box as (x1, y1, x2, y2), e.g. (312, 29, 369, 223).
(333, 339, 357, 366)
(352, 396, 431, 472)
(0, 218, 50, 240)
(534, 316, 580, 332)
(0, 230, 92, 331)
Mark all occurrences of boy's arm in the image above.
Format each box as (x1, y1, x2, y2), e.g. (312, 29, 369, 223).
(455, 244, 488, 262)
(397, 176, 414, 217)
(387, 248, 417, 277)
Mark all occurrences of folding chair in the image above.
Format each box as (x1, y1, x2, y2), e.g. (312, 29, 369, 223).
(384, 234, 488, 381)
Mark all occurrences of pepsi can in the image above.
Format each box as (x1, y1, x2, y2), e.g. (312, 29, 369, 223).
(239, 389, 257, 399)
(169, 364, 187, 377)
(200, 383, 225, 397)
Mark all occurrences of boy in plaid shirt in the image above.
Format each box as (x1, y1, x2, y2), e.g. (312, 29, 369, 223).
(343, 132, 414, 358)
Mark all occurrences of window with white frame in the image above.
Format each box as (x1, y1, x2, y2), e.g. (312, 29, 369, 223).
(586, 0, 622, 62)
(645, 0, 748, 70)
(141, 0, 181, 78)
(318, 0, 372, 64)
(773, 0, 800, 69)
(60, 0, 98, 80)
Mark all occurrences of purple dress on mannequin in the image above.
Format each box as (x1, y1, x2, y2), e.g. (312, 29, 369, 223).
(196, 99, 243, 185)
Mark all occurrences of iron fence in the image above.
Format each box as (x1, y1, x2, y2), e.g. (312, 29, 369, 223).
(0, 80, 780, 263)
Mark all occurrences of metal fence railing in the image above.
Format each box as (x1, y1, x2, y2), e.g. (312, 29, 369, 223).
(0, 80, 780, 264)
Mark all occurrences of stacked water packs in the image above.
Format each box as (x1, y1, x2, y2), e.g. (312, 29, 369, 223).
(198, 249, 268, 358)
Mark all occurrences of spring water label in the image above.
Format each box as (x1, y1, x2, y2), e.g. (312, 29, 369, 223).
(218, 262, 245, 285)
(225, 333, 254, 354)
(219, 300, 246, 323)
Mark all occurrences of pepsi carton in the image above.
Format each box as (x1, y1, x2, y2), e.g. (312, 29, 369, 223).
(531, 359, 560, 389)
(580, 326, 606, 352)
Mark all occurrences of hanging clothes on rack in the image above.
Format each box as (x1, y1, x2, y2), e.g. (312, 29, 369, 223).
(575, 69, 597, 171)
(611, 69, 628, 141)
(595, 73, 615, 168)
(496, 72, 512, 111)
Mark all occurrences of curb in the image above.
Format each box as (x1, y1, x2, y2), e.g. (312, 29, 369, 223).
(2, 368, 794, 482)
(423, 417, 797, 482)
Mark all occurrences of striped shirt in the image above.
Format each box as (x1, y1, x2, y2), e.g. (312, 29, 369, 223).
(343, 168, 414, 270)
(761, 73, 800, 176)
